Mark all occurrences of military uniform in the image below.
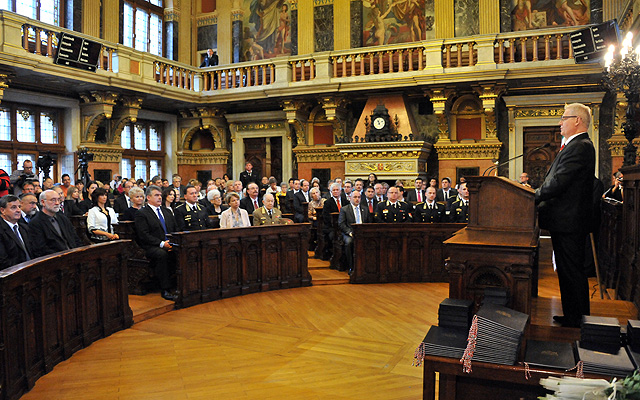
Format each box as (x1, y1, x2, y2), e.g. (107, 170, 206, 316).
(374, 200, 412, 223)
(174, 202, 210, 231)
(412, 201, 446, 223)
(448, 197, 469, 223)
(253, 206, 283, 225)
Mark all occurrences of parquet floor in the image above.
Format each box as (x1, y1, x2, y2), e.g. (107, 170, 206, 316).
(21, 239, 637, 399)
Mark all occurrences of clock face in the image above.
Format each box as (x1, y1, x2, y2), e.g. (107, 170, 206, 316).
(373, 117, 385, 130)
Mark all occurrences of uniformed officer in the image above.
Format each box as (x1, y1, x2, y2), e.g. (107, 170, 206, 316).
(413, 186, 446, 223)
(374, 186, 411, 223)
(174, 185, 211, 231)
(449, 182, 469, 223)
(253, 193, 283, 225)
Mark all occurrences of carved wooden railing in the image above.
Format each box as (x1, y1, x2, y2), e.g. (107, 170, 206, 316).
(200, 60, 276, 91)
(20, 22, 117, 72)
(0, 241, 132, 400)
(331, 44, 426, 78)
(598, 198, 624, 292)
(170, 223, 311, 309)
(442, 40, 477, 68)
(154, 61, 197, 90)
(494, 29, 574, 64)
(290, 56, 316, 82)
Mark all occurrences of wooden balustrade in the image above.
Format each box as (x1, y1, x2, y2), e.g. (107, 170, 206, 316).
(494, 32, 573, 64)
(0, 241, 132, 400)
(331, 47, 425, 78)
(290, 59, 316, 82)
(153, 62, 196, 90)
(351, 223, 465, 283)
(170, 224, 311, 309)
(442, 41, 476, 68)
(200, 63, 275, 91)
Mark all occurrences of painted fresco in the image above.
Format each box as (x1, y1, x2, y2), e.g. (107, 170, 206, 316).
(362, 0, 430, 46)
(242, 0, 292, 61)
(510, 0, 590, 31)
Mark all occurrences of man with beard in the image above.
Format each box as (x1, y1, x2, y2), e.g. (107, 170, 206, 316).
(29, 190, 82, 257)
(19, 193, 38, 223)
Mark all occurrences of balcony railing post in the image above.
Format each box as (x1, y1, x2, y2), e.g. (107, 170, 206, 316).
(22, 25, 29, 51)
(474, 36, 496, 67)
(46, 31, 54, 57)
(532, 36, 539, 61)
(556, 34, 563, 59)
(424, 41, 444, 72)
(508, 38, 516, 63)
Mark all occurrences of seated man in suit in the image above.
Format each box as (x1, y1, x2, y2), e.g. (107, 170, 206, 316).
(405, 177, 425, 203)
(374, 183, 386, 202)
(0, 194, 33, 267)
(29, 190, 82, 257)
(413, 186, 446, 223)
(448, 182, 469, 223)
(436, 177, 458, 207)
(374, 186, 411, 223)
(363, 186, 377, 215)
(174, 185, 211, 231)
(19, 192, 38, 223)
(239, 182, 262, 214)
(293, 179, 311, 223)
(134, 185, 178, 301)
(338, 190, 370, 274)
(322, 182, 345, 263)
(253, 193, 283, 225)
(113, 180, 134, 214)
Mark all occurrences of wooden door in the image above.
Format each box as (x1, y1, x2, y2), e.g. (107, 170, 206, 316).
(522, 126, 562, 188)
(243, 138, 265, 179)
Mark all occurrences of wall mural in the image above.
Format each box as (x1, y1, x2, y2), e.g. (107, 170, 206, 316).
(242, 0, 292, 61)
(362, 0, 434, 47)
(511, 0, 590, 31)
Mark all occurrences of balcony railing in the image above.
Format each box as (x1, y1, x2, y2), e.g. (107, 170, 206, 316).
(1, 10, 596, 102)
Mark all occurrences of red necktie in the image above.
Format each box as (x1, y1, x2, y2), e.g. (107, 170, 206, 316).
(560, 143, 565, 151)
(369, 200, 373, 213)
(417, 190, 421, 202)
(337, 198, 341, 211)
(254, 199, 258, 209)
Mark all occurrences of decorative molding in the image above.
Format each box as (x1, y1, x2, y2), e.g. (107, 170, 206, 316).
(289, 0, 298, 10)
(347, 161, 415, 174)
(434, 142, 502, 160)
(77, 145, 123, 163)
(196, 13, 218, 26)
(79, 91, 119, 143)
(615, 98, 627, 137)
(231, 9, 244, 21)
(336, 141, 432, 160)
(236, 122, 284, 131)
(515, 108, 564, 118)
(164, 8, 180, 22)
(607, 138, 640, 157)
(282, 99, 312, 145)
(176, 150, 230, 165)
(179, 107, 225, 119)
(314, 0, 333, 5)
(0, 72, 11, 102)
(293, 146, 343, 162)
(484, 109, 497, 140)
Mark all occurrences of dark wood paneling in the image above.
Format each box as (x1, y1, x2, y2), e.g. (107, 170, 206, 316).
(350, 223, 465, 284)
(619, 165, 640, 309)
(171, 224, 312, 309)
(0, 241, 132, 400)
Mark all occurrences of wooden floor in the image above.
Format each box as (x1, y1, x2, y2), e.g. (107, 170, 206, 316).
(21, 239, 637, 399)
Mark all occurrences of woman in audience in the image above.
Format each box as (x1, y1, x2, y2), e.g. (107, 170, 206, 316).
(222, 173, 231, 183)
(161, 187, 177, 214)
(307, 187, 325, 222)
(119, 186, 145, 221)
(75, 181, 85, 202)
(136, 179, 146, 190)
(64, 186, 85, 216)
(87, 187, 119, 242)
(265, 177, 281, 195)
(206, 189, 228, 229)
(367, 173, 378, 188)
(310, 177, 321, 191)
(219, 192, 250, 228)
(80, 181, 99, 213)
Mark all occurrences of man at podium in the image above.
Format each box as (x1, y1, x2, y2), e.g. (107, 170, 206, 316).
(535, 103, 595, 328)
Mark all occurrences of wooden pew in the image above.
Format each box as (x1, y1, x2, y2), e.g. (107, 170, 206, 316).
(0, 241, 132, 400)
(70, 215, 92, 246)
(113, 221, 156, 295)
(170, 223, 312, 309)
(351, 223, 465, 283)
(329, 212, 346, 270)
(312, 207, 324, 257)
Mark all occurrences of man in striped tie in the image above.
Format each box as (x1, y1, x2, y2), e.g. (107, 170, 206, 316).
(0, 194, 33, 267)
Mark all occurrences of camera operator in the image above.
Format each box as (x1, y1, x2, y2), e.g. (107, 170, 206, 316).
(603, 171, 624, 202)
(10, 160, 36, 196)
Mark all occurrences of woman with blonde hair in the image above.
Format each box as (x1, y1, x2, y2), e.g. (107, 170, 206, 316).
(219, 192, 250, 228)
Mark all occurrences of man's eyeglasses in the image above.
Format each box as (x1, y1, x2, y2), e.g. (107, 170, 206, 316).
(560, 115, 578, 121)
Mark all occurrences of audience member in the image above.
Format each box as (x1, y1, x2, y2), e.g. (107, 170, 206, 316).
(174, 185, 211, 231)
(308, 187, 325, 222)
(60, 174, 72, 197)
(9, 159, 36, 196)
(171, 174, 185, 198)
(293, 179, 310, 222)
(436, 177, 458, 206)
(162, 187, 178, 213)
(520, 172, 532, 188)
(239, 162, 260, 188)
(240, 182, 262, 214)
(200, 48, 219, 67)
(413, 187, 445, 223)
(338, 190, 370, 274)
(119, 186, 145, 222)
(603, 171, 623, 202)
(253, 193, 282, 225)
(374, 186, 411, 223)
(220, 192, 250, 228)
(80, 181, 98, 213)
(205, 189, 227, 228)
(29, 190, 82, 257)
(367, 173, 378, 188)
(87, 187, 119, 242)
(113, 180, 134, 214)
(374, 183, 385, 202)
(63, 186, 85, 217)
(449, 182, 469, 223)
(0, 194, 33, 266)
(19, 193, 38, 223)
(363, 186, 377, 214)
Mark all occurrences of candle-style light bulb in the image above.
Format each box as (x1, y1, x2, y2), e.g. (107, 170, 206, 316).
(605, 45, 615, 70)
(621, 32, 633, 58)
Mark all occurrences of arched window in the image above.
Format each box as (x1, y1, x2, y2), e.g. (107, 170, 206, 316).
(450, 95, 483, 142)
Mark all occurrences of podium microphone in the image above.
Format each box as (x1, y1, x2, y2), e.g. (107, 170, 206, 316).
(482, 143, 551, 176)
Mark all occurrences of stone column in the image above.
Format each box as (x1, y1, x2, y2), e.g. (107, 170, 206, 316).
(298, 0, 313, 54)
(82, 0, 100, 38)
(290, 0, 298, 55)
(350, 0, 363, 49)
(102, 0, 118, 41)
(479, 0, 500, 34)
(231, 8, 243, 63)
(165, 9, 180, 61)
(435, 0, 454, 39)
(334, 0, 350, 50)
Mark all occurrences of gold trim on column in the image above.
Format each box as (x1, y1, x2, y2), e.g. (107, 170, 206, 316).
(176, 150, 230, 165)
(607, 138, 640, 157)
(197, 12, 217, 26)
(515, 108, 564, 118)
(293, 145, 343, 162)
(434, 142, 502, 160)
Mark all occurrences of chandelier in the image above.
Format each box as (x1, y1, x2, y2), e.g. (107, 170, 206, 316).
(604, 32, 640, 166)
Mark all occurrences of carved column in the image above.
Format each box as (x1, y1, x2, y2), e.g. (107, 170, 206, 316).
(426, 88, 454, 143)
(102, 0, 119, 42)
(434, 0, 454, 39)
(320, 97, 349, 144)
(110, 96, 144, 145)
(231, 8, 244, 63)
(82, 0, 100, 38)
(473, 83, 506, 143)
(282, 100, 312, 146)
(165, 8, 180, 61)
(79, 91, 119, 143)
(607, 93, 638, 171)
(0, 72, 12, 103)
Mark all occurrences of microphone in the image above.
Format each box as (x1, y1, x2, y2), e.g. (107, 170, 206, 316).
(482, 143, 551, 176)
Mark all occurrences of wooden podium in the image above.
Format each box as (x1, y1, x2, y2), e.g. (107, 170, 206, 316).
(444, 176, 539, 315)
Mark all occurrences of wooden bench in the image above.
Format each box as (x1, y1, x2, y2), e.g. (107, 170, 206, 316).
(113, 221, 157, 295)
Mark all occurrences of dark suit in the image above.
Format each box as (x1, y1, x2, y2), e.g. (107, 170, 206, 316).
(293, 190, 311, 223)
(374, 200, 412, 223)
(171, 185, 186, 198)
(405, 189, 426, 203)
(436, 188, 458, 206)
(321, 196, 343, 261)
(362, 197, 378, 215)
(113, 194, 131, 214)
(200, 53, 218, 67)
(29, 211, 82, 258)
(62, 199, 84, 217)
(239, 171, 260, 189)
(0, 219, 33, 267)
(412, 201, 446, 223)
(535, 131, 595, 325)
(174, 202, 211, 231)
(448, 198, 469, 223)
(338, 203, 371, 272)
(134, 205, 178, 290)
(240, 196, 262, 215)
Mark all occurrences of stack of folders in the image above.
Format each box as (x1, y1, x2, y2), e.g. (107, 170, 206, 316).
(580, 316, 621, 354)
(483, 287, 508, 307)
(523, 339, 576, 370)
(576, 342, 635, 377)
(473, 304, 529, 365)
(624, 320, 640, 368)
(419, 326, 469, 359)
(438, 298, 474, 331)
